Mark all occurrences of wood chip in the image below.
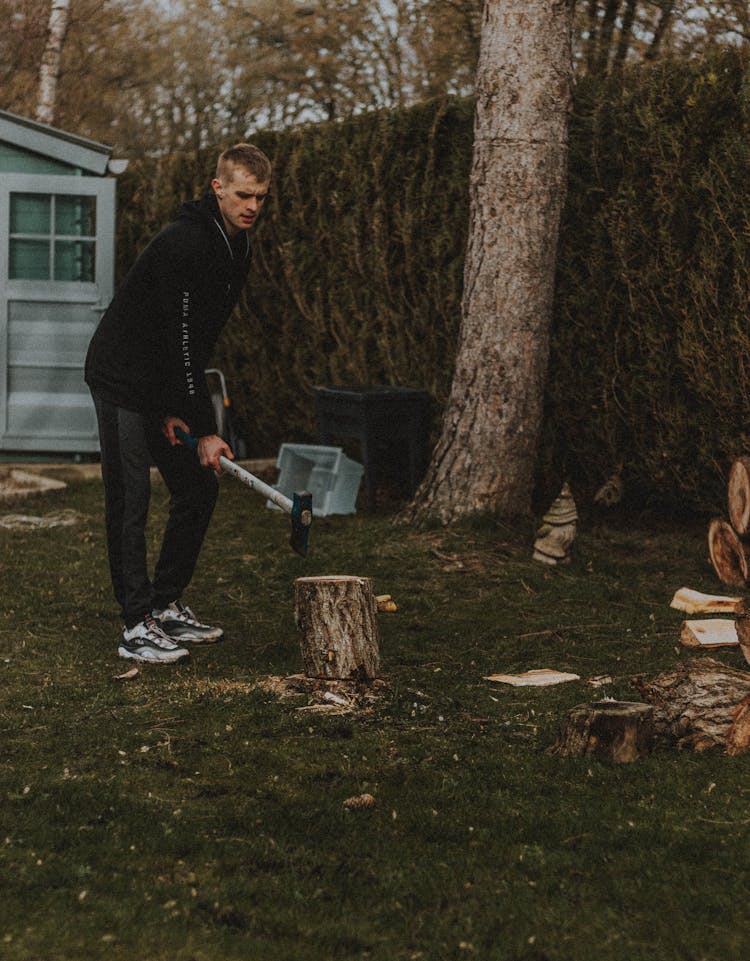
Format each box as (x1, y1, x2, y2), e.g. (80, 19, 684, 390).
(679, 619, 739, 649)
(670, 587, 744, 615)
(112, 667, 140, 681)
(343, 793, 376, 810)
(483, 669, 580, 687)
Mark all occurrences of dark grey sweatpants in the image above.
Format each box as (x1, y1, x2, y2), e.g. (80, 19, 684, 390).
(91, 393, 218, 628)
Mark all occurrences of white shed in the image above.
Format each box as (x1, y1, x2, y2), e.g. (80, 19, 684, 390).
(0, 109, 120, 454)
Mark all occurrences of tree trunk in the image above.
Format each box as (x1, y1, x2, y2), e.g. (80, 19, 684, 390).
(707, 516, 750, 587)
(595, 0, 620, 74)
(294, 575, 380, 680)
(550, 701, 654, 762)
(645, 1, 675, 61)
(633, 656, 750, 754)
(613, 0, 638, 71)
(402, 0, 574, 525)
(36, 0, 71, 125)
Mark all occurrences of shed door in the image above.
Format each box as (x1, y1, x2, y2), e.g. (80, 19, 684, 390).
(0, 173, 115, 452)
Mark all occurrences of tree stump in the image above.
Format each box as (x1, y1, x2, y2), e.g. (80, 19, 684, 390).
(728, 456, 750, 537)
(707, 516, 750, 587)
(633, 656, 750, 754)
(294, 575, 380, 681)
(550, 701, 654, 763)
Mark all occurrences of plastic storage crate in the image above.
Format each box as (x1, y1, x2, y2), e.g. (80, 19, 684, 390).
(269, 443, 364, 517)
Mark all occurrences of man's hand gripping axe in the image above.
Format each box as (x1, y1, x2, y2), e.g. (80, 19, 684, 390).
(175, 428, 312, 557)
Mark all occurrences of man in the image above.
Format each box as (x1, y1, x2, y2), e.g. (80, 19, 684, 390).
(85, 143, 272, 664)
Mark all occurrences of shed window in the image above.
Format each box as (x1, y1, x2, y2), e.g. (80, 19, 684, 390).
(9, 193, 96, 282)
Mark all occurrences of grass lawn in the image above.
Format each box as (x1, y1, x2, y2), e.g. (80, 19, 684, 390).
(1, 469, 749, 961)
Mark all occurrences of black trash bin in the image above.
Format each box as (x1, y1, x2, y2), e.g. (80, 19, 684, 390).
(312, 385, 431, 511)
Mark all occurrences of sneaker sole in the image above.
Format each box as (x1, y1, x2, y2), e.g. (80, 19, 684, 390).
(160, 626, 224, 643)
(118, 645, 190, 664)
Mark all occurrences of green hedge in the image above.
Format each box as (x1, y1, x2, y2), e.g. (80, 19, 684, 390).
(114, 51, 750, 514)
(551, 50, 750, 514)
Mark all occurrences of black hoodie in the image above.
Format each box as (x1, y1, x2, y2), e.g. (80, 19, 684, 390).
(85, 191, 252, 437)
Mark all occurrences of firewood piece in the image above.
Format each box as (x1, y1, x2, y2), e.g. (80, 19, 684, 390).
(484, 668, 580, 687)
(294, 575, 380, 681)
(376, 594, 398, 613)
(549, 701, 654, 763)
(670, 587, 744, 615)
(728, 456, 750, 536)
(633, 656, 750, 753)
(707, 517, 749, 587)
(727, 697, 750, 756)
(734, 617, 750, 667)
(679, 619, 739, 649)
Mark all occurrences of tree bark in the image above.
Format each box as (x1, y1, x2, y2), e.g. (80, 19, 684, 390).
(633, 657, 750, 754)
(402, 0, 574, 525)
(36, 0, 71, 126)
(294, 575, 380, 680)
(550, 701, 654, 762)
(707, 516, 750, 587)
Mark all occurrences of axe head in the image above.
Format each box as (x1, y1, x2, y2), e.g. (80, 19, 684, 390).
(290, 491, 313, 557)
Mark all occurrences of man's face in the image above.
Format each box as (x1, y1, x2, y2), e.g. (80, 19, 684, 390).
(211, 166, 269, 237)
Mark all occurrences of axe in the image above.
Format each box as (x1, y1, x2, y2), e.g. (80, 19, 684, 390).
(175, 428, 312, 557)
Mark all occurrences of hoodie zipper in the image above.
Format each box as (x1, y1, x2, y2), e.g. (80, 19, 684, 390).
(212, 217, 251, 262)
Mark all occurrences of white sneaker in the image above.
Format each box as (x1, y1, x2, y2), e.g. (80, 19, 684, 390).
(118, 614, 190, 663)
(154, 601, 223, 644)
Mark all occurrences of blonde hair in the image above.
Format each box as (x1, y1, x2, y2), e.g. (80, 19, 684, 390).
(215, 143, 272, 184)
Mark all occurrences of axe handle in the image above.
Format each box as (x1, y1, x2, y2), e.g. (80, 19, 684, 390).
(174, 428, 294, 515)
(217, 455, 294, 515)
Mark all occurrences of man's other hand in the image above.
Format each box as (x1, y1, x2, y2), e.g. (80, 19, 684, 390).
(162, 415, 191, 446)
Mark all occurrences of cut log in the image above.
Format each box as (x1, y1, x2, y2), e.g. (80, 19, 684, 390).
(549, 701, 654, 762)
(633, 656, 750, 753)
(728, 456, 750, 536)
(726, 697, 750, 756)
(733, 616, 750, 667)
(670, 587, 744, 615)
(707, 516, 750, 587)
(294, 575, 380, 681)
(679, 619, 739, 649)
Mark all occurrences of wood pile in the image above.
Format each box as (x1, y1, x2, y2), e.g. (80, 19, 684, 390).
(638, 587, 750, 754)
(708, 457, 750, 587)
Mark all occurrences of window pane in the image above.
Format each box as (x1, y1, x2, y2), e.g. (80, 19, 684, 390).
(54, 240, 95, 282)
(10, 194, 51, 234)
(9, 239, 50, 279)
(55, 196, 96, 236)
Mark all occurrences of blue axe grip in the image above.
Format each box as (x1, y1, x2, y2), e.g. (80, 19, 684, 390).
(174, 426, 198, 450)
